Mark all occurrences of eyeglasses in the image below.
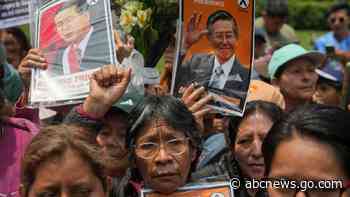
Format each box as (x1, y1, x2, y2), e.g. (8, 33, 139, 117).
(135, 137, 190, 160)
(329, 17, 346, 24)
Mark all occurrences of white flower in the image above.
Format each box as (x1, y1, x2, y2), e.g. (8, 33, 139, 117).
(124, 1, 144, 15)
(137, 8, 152, 28)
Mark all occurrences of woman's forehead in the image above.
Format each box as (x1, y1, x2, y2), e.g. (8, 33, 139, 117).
(137, 119, 185, 139)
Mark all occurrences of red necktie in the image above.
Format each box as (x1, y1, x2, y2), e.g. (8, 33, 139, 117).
(68, 44, 81, 73)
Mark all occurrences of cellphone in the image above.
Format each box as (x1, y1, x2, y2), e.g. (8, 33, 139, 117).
(325, 46, 335, 56)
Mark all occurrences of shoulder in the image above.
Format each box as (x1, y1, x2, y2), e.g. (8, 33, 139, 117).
(191, 151, 241, 182)
(316, 32, 333, 44)
(184, 53, 214, 70)
(234, 58, 250, 75)
(4, 117, 39, 135)
(281, 23, 297, 34)
(280, 24, 298, 42)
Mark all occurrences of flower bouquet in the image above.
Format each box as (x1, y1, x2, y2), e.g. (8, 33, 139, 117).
(113, 0, 179, 67)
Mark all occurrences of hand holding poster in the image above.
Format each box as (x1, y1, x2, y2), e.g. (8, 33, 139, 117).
(172, 0, 254, 116)
(141, 182, 234, 197)
(30, 0, 117, 106)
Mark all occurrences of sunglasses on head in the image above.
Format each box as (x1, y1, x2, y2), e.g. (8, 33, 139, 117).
(329, 17, 346, 24)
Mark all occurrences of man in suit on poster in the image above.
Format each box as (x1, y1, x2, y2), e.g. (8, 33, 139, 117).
(50, 0, 111, 76)
(176, 10, 250, 110)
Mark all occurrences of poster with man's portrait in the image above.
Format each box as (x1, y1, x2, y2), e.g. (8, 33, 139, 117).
(172, 0, 254, 116)
(30, 0, 115, 105)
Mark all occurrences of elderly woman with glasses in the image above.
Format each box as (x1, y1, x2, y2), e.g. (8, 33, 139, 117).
(114, 95, 201, 196)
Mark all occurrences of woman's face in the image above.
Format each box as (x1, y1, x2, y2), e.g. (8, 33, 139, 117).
(234, 111, 273, 179)
(27, 149, 107, 197)
(134, 120, 194, 194)
(1, 32, 24, 68)
(97, 113, 129, 177)
(267, 134, 349, 197)
(275, 58, 318, 103)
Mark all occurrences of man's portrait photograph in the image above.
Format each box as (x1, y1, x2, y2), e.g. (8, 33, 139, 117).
(30, 0, 115, 104)
(36, 0, 115, 76)
(173, 0, 254, 115)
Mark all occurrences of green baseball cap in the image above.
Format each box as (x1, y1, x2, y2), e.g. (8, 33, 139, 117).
(268, 44, 326, 79)
(112, 91, 144, 114)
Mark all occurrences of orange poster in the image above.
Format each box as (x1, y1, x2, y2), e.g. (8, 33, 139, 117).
(172, 0, 254, 116)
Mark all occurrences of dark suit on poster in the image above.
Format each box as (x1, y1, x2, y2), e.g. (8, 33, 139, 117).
(175, 53, 250, 108)
(49, 27, 111, 76)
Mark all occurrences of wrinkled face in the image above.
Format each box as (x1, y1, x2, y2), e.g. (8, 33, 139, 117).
(275, 58, 318, 103)
(263, 15, 286, 34)
(54, 6, 91, 44)
(97, 113, 129, 177)
(134, 120, 194, 194)
(0, 32, 23, 67)
(234, 112, 273, 180)
(208, 20, 237, 64)
(267, 134, 349, 197)
(313, 83, 341, 107)
(328, 9, 350, 35)
(27, 149, 107, 197)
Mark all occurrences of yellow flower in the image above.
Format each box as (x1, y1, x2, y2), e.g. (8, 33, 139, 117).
(120, 10, 137, 33)
(137, 8, 152, 28)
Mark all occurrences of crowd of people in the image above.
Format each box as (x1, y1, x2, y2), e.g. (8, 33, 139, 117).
(1, 0, 350, 196)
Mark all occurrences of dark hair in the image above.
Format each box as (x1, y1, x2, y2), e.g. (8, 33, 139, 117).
(56, 0, 89, 16)
(227, 100, 284, 147)
(262, 104, 350, 178)
(105, 106, 130, 122)
(21, 124, 108, 196)
(126, 95, 201, 149)
(317, 77, 343, 92)
(4, 27, 31, 53)
(326, 3, 350, 19)
(264, 0, 289, 18)
(207, 10, 239, 38)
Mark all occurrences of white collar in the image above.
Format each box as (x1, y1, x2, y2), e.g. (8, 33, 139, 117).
(62, 27, 93, 74)
(214, 55, 235, 76)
